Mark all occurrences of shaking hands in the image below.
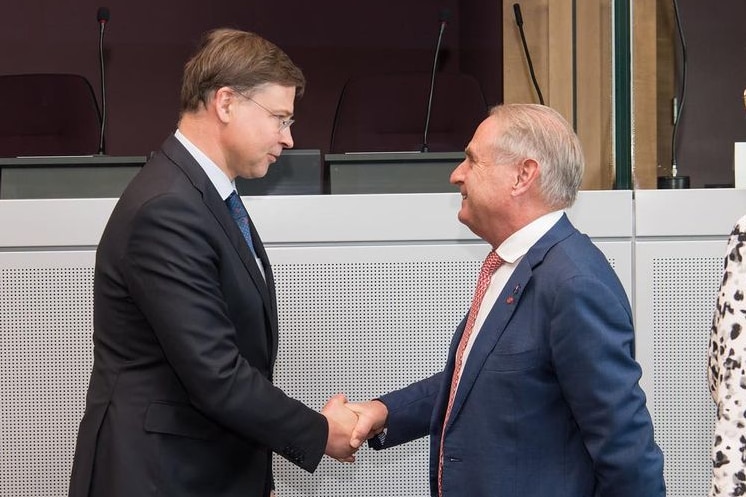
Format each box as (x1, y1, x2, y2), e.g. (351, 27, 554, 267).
(320, 394, 389, 463)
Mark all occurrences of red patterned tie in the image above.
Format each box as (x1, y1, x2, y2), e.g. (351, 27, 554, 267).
(438, 251, 503, 496)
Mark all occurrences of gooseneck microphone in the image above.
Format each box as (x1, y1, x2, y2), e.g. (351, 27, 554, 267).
(513, 3, 545, 105)
(421, 9, 450, 153)
(97, 7, 110, 155)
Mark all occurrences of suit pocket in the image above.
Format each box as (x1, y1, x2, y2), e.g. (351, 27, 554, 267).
(482, 349, 539, 372)
(144, 401, 221, 440)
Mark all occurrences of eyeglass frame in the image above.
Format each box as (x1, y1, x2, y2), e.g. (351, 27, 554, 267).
(230, 88, 295, 132)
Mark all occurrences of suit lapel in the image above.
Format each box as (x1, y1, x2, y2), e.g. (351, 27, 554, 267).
(443, 214, 577, 429)
(444, 263, 531, 428)
(245, 216, 279, 361)
(159, 135, 276, 329)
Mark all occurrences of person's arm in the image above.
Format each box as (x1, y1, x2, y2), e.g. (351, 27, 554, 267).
(550, 275, 665, 497)
(709, 221, 746, 496)
(349, 372, 443, 450)
(347, 399, 388, 448)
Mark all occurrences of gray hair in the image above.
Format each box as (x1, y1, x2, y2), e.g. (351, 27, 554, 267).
(489, 104, 584, 208)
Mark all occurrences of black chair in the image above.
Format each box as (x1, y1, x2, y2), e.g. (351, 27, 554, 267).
(0, 74, 101, 157)
(329, 71, 488, 153)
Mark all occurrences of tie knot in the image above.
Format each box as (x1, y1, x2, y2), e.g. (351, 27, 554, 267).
(225, 191, 245, 220)
(481, 251, 503, 276)
(226, 190, 239, 207)
(224, 190, 257, 257)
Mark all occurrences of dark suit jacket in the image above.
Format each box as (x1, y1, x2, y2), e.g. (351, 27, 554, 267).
(69, 135, 327, 497)
(372, 215, 665, 497)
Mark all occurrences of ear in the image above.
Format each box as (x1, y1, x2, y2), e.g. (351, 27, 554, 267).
(213, 87, 235, 124)
(511, 158, 540, 196)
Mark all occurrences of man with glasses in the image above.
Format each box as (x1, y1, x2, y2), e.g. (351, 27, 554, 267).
(68, 28, 357, 497)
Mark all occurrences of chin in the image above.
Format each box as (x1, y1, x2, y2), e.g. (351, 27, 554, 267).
(245, 161, 271, 179)
(456, 210, 470, 227)
(457, 203, 468, 218)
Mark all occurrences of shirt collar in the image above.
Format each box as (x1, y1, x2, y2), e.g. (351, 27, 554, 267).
(496, 210, 564, 264)
(174, 129, 236, 200)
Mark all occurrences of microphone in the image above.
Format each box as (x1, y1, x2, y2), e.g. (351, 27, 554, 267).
(513, 2, 523, 26)
(96, 7, 110, 155)
(421, 8, 450, 153)
(513, 3, 545, 105)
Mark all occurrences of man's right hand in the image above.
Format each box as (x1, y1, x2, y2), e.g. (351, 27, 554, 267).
(321, 393, 359, 462)
(346, 399, 388, 448)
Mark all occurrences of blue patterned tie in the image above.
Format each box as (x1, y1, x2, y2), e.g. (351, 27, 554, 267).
(225, 191, 257, 257)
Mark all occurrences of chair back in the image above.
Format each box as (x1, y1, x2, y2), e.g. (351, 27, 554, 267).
(330, 71, 487, 153)
(0, 74, 101, 157)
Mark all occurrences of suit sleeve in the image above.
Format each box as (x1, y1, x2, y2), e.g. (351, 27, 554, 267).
(549, 274, 665, 497)
(122, 193, 327, 472)
(369, 371, 443, 449)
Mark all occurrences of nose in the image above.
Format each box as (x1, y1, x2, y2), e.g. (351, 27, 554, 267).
(280, 127, 294, 149)
(450, 160, 466, 185)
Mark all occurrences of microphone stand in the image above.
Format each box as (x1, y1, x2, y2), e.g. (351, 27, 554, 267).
(658, 0, 690, 188)
(513, 3, 544, 105)
(97, 9, 109, 155)
(422, 19, 447, 153)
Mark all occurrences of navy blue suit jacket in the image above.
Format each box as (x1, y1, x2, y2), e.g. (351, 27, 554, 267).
(373, 214, 665, 497)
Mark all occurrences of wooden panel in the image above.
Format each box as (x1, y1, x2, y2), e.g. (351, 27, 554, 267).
(576, 0, 612, 190)
(633, 0, 659, 189)
(503, 0, 613, 190)
(503, 0, 549, 105)
(656, 1, 676, 185)
(547, 0, 574, 120)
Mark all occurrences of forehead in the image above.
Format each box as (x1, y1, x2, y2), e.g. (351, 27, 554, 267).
(467, 116, 502, 158)
(249, 83, 296, 102)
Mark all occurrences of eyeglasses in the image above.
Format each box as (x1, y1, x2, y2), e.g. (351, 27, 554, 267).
(232, 90, 295, 132)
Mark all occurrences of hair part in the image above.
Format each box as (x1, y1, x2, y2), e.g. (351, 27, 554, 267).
(180, 28, 305, 113)
(488, 104, 585, 208)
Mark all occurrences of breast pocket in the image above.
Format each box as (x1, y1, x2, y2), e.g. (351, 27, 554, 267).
(482, 349, 539, 372)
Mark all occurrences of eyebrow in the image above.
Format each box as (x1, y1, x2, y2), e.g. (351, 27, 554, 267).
(274, 109, 294, 120)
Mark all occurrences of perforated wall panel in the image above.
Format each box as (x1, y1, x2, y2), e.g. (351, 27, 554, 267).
(651, 255, 721, 497)
(1, 244, 625, 497)
(271, 258, 479, 496)
(1, 258, 94, 497)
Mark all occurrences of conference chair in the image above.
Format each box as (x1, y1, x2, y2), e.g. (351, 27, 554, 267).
(0, 73, 101, 157)
(329, 71, 488, 154)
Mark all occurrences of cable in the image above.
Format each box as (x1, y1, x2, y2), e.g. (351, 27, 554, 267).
(513, 3, 545, 105)
(671, 0, 687, 177)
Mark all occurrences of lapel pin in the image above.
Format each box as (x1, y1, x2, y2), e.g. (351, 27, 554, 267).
(506, 285, 520, 304)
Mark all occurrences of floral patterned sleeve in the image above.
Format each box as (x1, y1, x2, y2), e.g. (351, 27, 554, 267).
(709, 214, 746, 497)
